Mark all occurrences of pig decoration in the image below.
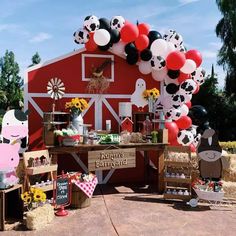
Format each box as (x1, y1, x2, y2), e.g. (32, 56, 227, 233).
(1, 109, 28, 154)
(0, 142, 20, 189)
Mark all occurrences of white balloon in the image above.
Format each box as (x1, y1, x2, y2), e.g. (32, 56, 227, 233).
(164, 75, 179, 85)
(152, 67, 167, 81)
(162, 95, 174, 110)
(94, 29, 111, 46)
(180, 59, 196, 74)
(138, 60, 152, 75)
(112, 41, 125, 55)
(150, 39, 167, 57)
(179, 104, 189, 116)
(162, 42, 176, 58)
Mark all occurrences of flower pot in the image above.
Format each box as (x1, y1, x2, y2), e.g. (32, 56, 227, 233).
(72, 113, 83, 135)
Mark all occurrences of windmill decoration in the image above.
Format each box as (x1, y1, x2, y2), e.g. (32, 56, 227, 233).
(47, 78, 65, 111)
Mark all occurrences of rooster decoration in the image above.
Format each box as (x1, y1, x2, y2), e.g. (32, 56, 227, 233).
(87, 59, 114, 94)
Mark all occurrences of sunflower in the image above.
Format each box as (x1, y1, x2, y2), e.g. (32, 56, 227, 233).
(65, 102, 72, 109)
(41, 193, 47, 202)
(33, 191, 43, 202)
(80, 99, 89, 109)
(75, 101, 82, 109)
(21, 192, 29, 201)
(25, 196, 32, 204)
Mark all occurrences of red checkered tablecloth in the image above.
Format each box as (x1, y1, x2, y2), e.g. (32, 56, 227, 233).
(73, 176, 98, 198)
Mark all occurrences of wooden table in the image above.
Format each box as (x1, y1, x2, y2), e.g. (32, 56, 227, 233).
(49, 143, 167, 193)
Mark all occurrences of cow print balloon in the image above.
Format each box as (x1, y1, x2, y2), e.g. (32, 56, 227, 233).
(151, 56, 166, 70)
(83, 15, 100, 32)
(73, 28, 90, 44)
(165, 108, 181, 121)
(171, 93, 185, 108)
(180, 79, 197, 95)
(163, 29, 183, 49)
(177, 130, 194, 146)
(193, 133, 201, 147)
(191, 67, 206, 85)
(110, 16, 125, 31)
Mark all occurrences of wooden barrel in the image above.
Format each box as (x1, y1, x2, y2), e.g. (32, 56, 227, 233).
(70, 184, 91, 209)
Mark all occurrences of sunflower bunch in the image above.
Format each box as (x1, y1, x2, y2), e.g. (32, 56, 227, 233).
(143, 88, 160, 100)
(21, 187, 47, 210)
(65, 98, 89, 115)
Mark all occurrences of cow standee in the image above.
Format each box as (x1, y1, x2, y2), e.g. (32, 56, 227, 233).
(1, 109, 29, 154)
(197, 129, 229, 181)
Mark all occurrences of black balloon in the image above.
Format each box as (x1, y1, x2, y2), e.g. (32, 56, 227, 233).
(140, 49, 152, 61)
(99, 18, 111, 31)
(188, 105, 208, 127)
(148, 30, 162, 47)
(110, 29, 120, 44)
(168, 70, 180, 79)
(126, 52, 139, 65)
(99, 42, 113, 51)
(166, 83, 179, 94)
(125, 43, 138, 55)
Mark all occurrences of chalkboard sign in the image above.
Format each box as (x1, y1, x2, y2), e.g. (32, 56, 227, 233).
(55, 177, 70, 206)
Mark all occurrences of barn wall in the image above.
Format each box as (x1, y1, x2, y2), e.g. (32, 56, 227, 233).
(25, 48, 160, 183)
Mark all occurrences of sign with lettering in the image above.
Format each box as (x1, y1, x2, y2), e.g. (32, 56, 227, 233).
(88, 148, 136, 171)
(55, 177, 70, 206)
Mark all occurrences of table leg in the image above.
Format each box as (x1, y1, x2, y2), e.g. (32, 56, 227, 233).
(158, 150, 165, 193)
(144, 151, 149, 184)
(0, 192, 5, 231)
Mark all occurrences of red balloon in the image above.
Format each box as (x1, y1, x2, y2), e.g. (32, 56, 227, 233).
(185, 49, 202, 67)
(137, 23, 150, 35)
(193, 83, 200, 94)
(120, 23, 139, 43)
(165, 121, 179, 143)
(85, 33, 97, 51)
(185, 101, 192, 109)
(178, 72, 190, 83)
(135, 34, 149, 51)
(175, 116, 192, 130)
(166, 51, 186, 70)
(190, 144, 196, 152)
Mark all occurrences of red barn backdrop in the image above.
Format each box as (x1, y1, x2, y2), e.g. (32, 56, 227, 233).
(24, 48, 160, 184)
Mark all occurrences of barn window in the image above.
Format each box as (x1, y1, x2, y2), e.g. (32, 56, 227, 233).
(81, 54, 114, 82)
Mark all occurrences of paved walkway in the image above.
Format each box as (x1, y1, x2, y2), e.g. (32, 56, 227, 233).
(2, 185, 236, 236)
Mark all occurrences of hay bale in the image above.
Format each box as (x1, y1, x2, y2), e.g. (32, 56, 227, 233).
(26, 204, 54, 230)
(222, 181, 236, 198)
(223, 154, 236, 181)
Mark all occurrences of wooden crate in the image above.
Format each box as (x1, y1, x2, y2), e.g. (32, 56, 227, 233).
(71, 184, 91, 209)
(0, 184, 23, 231)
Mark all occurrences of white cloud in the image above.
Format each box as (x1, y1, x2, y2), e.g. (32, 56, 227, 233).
(178, 0, 200, 5)
(201, 50, 217, 59)
(209, 42, 222, 49)
(29, 32, 52, 43)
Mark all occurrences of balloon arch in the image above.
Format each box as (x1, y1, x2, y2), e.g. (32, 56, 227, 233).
(73, 15, 207, 151)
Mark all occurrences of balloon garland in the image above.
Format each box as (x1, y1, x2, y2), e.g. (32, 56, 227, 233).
(73, 15, 206, 150)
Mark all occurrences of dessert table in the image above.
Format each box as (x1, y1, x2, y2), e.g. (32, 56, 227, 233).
(48, 142, 168, 193)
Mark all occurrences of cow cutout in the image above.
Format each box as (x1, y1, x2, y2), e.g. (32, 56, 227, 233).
(1, 109, 29, 154)
(197, 129, 229, 181)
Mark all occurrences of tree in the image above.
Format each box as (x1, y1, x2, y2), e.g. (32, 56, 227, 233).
(29, 52, 41, 67)
(215, 0, 236, 99)
(0, 50, 23, 110)
(192, 65, 236, 141)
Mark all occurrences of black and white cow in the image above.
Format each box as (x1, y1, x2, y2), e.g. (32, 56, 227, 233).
(1, 109, 28, 154)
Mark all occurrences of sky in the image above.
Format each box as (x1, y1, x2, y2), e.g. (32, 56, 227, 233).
(0, 0, 225, 88)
